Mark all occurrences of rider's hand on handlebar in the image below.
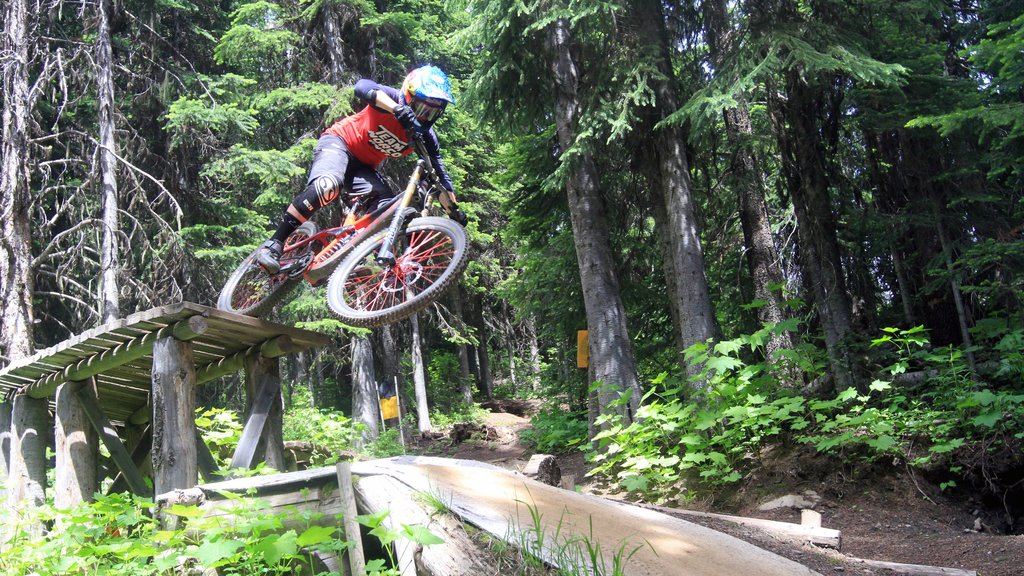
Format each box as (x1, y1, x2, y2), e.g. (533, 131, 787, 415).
(393, 105, 418, 131)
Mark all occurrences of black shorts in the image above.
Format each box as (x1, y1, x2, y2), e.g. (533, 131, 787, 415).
(308, 135, 393, 205)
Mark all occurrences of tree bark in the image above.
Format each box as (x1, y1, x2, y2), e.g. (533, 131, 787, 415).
(769, 70, 859, 393)
(97, 0, 121, 323)
(631, 0, 720, 385)
(450, 288, 474, 403)
(546, 16, 642, 421)
(0, 0, 36, 364)
(410, 313, 432, 433)
(351, 335, 379, 444)
(703, 0, 797, 373)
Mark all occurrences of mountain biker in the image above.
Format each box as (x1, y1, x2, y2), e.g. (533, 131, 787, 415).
(256, 65, 467, 274)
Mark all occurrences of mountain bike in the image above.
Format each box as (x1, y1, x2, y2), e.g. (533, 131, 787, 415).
(216, 129, 469, 328)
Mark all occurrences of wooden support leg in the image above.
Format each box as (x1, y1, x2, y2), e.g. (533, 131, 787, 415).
(75, 383, 150, 496)
(152, 336, 198, 496)
(107, 426, 152, 496)
(0, 400, 11, 479)
(229, 353, 284, 472)
(7, 395, 49, 514)
(55, 381, 99, 507)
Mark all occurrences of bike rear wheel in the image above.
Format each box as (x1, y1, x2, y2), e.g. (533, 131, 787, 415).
(217, 222, 317, 317)
(326, 217, 468, 328)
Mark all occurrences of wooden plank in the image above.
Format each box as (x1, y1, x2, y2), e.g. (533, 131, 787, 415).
(846, 557, 977, 576)
(75, 382, 151, 496)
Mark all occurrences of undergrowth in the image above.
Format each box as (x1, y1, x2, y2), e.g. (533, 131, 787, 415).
(583, 318, 1024, 503)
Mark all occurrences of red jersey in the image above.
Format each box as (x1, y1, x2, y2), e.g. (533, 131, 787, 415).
(323, 104, 412, 168)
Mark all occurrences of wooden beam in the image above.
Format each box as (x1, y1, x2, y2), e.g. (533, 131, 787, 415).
(7, 394, 49, 518)
(195, 428, 221, 483)
(151, 336, 198, 496)
(228, 356, 281, 471)
(55, 381, 99, 507)
(337, 460, 366, 576)
(845, 557, 977, 576)
(0, 400, 11, 479)
(24, 316, 208, 399)
(637, 502, 842, 548)
(107, 426, 153, 495)
(75, 382, 150, 496)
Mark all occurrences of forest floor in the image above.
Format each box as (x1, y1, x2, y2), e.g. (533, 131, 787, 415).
(407, 399, 1024, 576)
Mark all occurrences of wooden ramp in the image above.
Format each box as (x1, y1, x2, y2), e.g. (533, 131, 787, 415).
(162, 457, 822, 575)
(0, 302, 329, 506)
(351, 456, 822, 576)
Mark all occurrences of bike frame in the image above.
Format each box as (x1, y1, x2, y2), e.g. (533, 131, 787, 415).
(278, 130, 443, 285)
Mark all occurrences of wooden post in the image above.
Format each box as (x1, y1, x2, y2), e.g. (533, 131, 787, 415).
(151, 336, 198, 496)
(7, 394, 49, 515)
(336, 460, 366, 576)
(230, 353, 284, 472)
(54, 381, 99, 507)
(0, 400, 11, 479)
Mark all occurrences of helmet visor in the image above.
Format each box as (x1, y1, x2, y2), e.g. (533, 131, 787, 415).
(410, 97, 446, 123)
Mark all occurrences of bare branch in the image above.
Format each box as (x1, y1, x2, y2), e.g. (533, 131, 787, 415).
(32, 217, 102, 268)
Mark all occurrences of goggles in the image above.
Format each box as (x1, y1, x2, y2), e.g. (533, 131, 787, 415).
(409, 97, 447, 123)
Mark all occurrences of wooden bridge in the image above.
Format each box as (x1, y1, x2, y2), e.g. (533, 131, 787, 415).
(0, 302, 328, 509)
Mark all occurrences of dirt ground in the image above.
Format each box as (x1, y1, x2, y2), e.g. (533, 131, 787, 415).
(409, 400, 1024, 576)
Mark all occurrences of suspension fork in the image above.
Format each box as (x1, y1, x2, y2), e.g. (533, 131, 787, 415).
(376, 161, 425, 265)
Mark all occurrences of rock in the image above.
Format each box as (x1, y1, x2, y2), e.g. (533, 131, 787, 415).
(758, 490, 821, 511)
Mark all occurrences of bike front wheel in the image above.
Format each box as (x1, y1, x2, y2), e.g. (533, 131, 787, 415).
(217, 222, 317, 317)
(326, 217, 468, 328)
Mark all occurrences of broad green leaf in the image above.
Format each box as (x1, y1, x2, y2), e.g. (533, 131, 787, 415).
(296, 525, 337, 547)
(402, 524, 445, 546)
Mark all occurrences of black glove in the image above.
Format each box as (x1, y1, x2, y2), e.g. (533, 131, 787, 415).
(450, 208, 469, 227)
(393, 105, 418, 130)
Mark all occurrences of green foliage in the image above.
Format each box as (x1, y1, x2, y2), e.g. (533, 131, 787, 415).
(521, 401, 589, 454)
(586, 321, 1024, 499)
(0, 492, 349, 575)
(282, 404, 359, 466)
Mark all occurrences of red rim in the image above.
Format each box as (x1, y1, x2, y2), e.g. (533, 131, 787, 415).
(230, 231, 311, 310)
(342, 227, 456, 313)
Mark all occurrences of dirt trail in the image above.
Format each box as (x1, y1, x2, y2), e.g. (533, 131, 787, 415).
(354, 456, 821, 576)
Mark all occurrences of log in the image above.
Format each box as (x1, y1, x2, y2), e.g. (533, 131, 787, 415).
(54, 381, 99, 507)
(151, 336, 198, 496)
(638, 502, 842, 548)
(354, 473, 501, 576)
(846, 556, 977, 576)
(336, 461, 366, 576)
(7, 394, 49, 518)
(0, 401, 11, 479)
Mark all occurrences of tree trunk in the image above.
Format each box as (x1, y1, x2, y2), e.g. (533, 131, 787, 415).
(0, 0, 36, 364)
(632, 0, 719, 385)
(152, 337, 198, 495)
(351, 335, 379, 444)
(471, 295, 493, 398)
(932, 198, 978, 375)
(546, 16, 642, 421)
(525, 316, 542, 392)
(97, 0, 120, 323)
(769, 71, 859, 393)
(703, 0, 797, 374)
(450, 288, 474, 403)
(410, 313, 432, 433)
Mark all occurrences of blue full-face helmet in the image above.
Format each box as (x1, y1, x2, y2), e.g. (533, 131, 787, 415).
(401, 65, 454, 123)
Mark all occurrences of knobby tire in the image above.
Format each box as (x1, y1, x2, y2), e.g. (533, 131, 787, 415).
(326, 217, 468, 328)
(216, 222, 317, 317)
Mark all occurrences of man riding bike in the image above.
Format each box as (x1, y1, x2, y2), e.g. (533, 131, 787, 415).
(257, 64, 467, 274)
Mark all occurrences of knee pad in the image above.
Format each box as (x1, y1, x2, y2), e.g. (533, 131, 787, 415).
(294, 174, 342, 218)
